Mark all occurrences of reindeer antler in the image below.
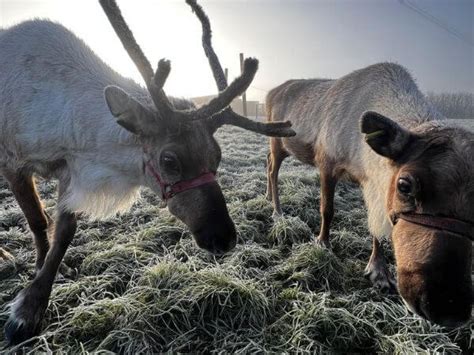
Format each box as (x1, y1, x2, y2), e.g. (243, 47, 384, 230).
(99, 0, 174, 117)
(99, 0, 153, 83)
(99, 0, 263, 124)
(186, 0, 295, 137)
(186, 0, 227, 92)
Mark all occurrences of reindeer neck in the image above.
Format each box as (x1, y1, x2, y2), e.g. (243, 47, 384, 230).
(369, 66, 445, 131)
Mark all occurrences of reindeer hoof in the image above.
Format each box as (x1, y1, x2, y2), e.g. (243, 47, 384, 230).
(365, 263, 397, 294)
(4, 315, 39, 346)
(315, 236, 331, 249)
(58, 262, 78, 280)
(272, 210, 283, 221)
(4, 288, 48, 345)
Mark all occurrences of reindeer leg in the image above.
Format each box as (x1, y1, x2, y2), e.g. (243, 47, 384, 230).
(316, 166, 337, 248)
(265, 152, 273, 201)
(365, 236, 397, 293)
(268, 138, 288, 219)
(4, 172, 51, 273)
(5, 181, 77, 345)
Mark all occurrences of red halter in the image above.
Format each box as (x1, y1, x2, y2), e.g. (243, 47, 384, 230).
(392, 212, 474, 242)
(145, 160, 216, 200)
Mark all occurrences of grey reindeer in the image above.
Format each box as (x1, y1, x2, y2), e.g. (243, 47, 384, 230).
(0, 0, 294, 344)
(266, 63, 473, 327)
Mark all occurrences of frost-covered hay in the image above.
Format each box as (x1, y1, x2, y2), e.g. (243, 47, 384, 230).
(0, 126, 472, 353)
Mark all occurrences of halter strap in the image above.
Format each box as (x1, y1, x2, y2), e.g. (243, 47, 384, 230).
(145, 160, 216, 200)
(393, 212, 474, 242)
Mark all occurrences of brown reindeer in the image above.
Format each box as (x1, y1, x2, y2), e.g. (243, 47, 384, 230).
(266, 63, 473, 327)
(0, 0, 294, 344)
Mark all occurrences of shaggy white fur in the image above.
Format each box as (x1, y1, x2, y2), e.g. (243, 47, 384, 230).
(0, 20, 160, 218)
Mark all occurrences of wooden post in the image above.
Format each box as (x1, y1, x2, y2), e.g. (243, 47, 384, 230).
(224, 68, 228, 83)
(239, 53, 247, 117)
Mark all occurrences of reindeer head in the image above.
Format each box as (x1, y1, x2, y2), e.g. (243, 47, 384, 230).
(99, 0, 295, 254)
(361, 111, 473, 327)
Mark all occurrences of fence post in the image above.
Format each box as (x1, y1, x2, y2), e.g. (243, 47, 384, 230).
(239, 53, 248, 117)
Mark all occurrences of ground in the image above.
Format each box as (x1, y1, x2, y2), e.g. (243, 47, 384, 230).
(0, 122, 473, 353)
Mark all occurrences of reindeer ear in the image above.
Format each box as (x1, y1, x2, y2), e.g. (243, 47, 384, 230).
(104, 86, 157, 135)
(360, 111, 414, 160)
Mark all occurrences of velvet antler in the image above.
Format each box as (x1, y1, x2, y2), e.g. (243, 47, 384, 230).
(186, 0, 296, 137)
(99, 0, 268, 124)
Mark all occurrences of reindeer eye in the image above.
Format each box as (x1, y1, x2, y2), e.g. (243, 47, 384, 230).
(160, 152, 180, 172)
(397, 177, 413, 195)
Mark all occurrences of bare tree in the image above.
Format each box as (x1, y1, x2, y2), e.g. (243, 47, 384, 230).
(427, 92, 474, 119)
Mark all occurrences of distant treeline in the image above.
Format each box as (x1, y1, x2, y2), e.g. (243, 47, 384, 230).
(426, 92, 474, 119)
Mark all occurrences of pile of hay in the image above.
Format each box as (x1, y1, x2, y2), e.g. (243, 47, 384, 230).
(0, 126, 472, 353)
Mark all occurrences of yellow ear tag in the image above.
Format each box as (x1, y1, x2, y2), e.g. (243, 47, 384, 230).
(365, 130, 384, 140)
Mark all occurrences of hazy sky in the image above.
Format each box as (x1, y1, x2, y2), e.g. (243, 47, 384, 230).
(1, 0, 473, 101)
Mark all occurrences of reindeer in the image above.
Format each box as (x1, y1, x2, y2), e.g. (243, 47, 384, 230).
(0, 0, 294, 344)
(266, 63, 473, 327)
